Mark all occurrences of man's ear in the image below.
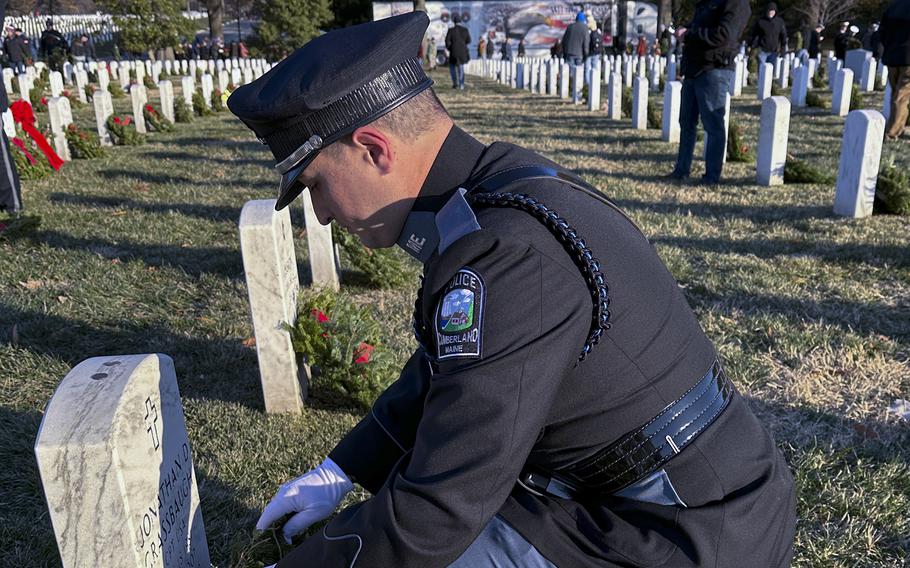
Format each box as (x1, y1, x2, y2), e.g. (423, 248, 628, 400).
(351, 126, 395, 174)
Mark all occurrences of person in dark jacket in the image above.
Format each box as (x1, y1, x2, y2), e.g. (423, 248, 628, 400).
(862, 22, 884, 60)
(485, 35, 495, 59)
(445, 13, 471, 89)
(881, 0, 910, 139)
(517, 38, 526, 58)
(750, 2, 787, 66)
(806, 23, 824, 60)
(834, 22, 852, 61)
(39, 19, 68, 72)
(590, 26, 604, 57)
(228, 12, 797, 568)
(669, 0, 751, 184)
(0, 1, 22, 215)
(4, 26, 27, 74)
(561, 11, 590, 65)
(500, 38, 512, 61)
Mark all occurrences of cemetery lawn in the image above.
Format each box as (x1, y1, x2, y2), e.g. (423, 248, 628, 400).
(1, 70, 909, 567)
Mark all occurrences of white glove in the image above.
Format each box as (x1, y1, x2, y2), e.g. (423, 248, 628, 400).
(256, 457, 354, 543)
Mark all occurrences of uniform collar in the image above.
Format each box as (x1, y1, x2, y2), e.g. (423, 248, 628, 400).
(395, 126, 486, 263)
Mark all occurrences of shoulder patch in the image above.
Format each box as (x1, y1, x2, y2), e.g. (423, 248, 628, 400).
(435, 267, 484, 360)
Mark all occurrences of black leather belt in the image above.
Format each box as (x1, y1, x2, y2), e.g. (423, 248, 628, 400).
(519, 361, 733, 500)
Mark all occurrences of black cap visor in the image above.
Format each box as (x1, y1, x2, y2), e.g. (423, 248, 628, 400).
(276, 151, 320, 210)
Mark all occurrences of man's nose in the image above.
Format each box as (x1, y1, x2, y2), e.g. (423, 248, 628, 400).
(307, 189, 332, 226)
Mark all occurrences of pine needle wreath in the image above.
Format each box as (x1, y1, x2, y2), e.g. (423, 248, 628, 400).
(849, 87, 864, 112)
(726, 120, 754, 163)
(174, 101, 194, 123)
(11, 135, 52, 179)
(84, 84, 96, 101)
(622, 86, 632, 118)
(64, 124, 105, 159)
(107, 81, 125, 98)
(210, 89, 226, 112)
(142, 76, 156, 90)
(283, 288, 398, 410)
(143, 104, 174, 132)
(106, 115, 144, 145)
(647, 99, 661, 129)
(331, 223, 417, 289)
(876, 159, 910, 215)
(192, 89, 212, 116)
(783, 155, 835, 184)
(805, 90, 827, 109)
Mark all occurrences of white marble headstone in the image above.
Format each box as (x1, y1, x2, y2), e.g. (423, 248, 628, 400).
(158, 80, 175, 124)
(834, 110, 885, 218)
(130, 84, 148, 134)
(239, 199, 306, 414)
(300, 191, 340, 292)
(93, 89, 114, 146)
(632, 76, 648, 130)
(35, 354, 210, 568)
(756, 96, 790, 186)
(832, 68, 854, 117)
(47, 96, 73, 161)
(662, 81, 682, 143)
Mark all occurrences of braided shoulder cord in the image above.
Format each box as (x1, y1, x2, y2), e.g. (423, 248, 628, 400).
(468, 191, 611, 363)
(413, 273, 428, 349)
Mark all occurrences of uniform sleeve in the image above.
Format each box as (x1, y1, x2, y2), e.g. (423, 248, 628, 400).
(277, 239, 590, 567)
(328, 349, 433, 494)
(694, 0, 750, 49)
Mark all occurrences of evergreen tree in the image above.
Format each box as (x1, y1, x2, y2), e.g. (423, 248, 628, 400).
(97, 0, 192, 54)
(254, 0, 332, 60)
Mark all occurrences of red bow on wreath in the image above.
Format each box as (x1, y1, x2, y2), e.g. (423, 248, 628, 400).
(9, 100, 63, 171)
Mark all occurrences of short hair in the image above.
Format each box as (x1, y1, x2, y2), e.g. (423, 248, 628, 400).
(325, 88, 448, 153)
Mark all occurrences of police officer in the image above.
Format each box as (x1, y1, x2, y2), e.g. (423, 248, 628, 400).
(228, 12, 797, 567)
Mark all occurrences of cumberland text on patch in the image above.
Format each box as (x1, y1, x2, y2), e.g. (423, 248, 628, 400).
(435, 268, 484, 359)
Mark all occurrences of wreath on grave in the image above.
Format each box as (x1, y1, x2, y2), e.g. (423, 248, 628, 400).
(875, 158, 910, 216)
(210, 88, 226, 112)
(783, 155, 835, 185)
(849, 88, 864, 112)
(284, 289, 397, 410)
(331, 223, 417, 289)
(143, 104, 174, 132)
(621, 86, 633, 118)
(805, 90, 827, 109)
(62, 89, 85, 109)
(142, 76, 156, 90)
(107, 81, 125, 99)
(192, 89, 212, 116)
(174, 100, 194, 123)
(106, 115, 144, 145)
(726, 120, 754, 163)
(64, 124, 105, 159)
(9, 100, 64, 171)
(84, 84, 96, 101)
(647, 100, 661, 129)
(35, 96, 48, 113)
(11, 131, 54, 179)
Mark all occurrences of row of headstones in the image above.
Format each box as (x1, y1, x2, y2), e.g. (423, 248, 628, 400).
(757, 94, 886, 218)
(4, 59, 275, 162)
(4, 13, 116, 44)
(469, 52, 888, 221)
(3, 57, 268, 102)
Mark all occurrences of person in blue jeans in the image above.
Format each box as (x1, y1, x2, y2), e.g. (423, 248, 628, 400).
(669, 0, 750, 184)
(445, 13, 471, 89)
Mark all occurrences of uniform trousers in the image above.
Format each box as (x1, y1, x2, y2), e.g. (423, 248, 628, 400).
(448, 515, 556, 568)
